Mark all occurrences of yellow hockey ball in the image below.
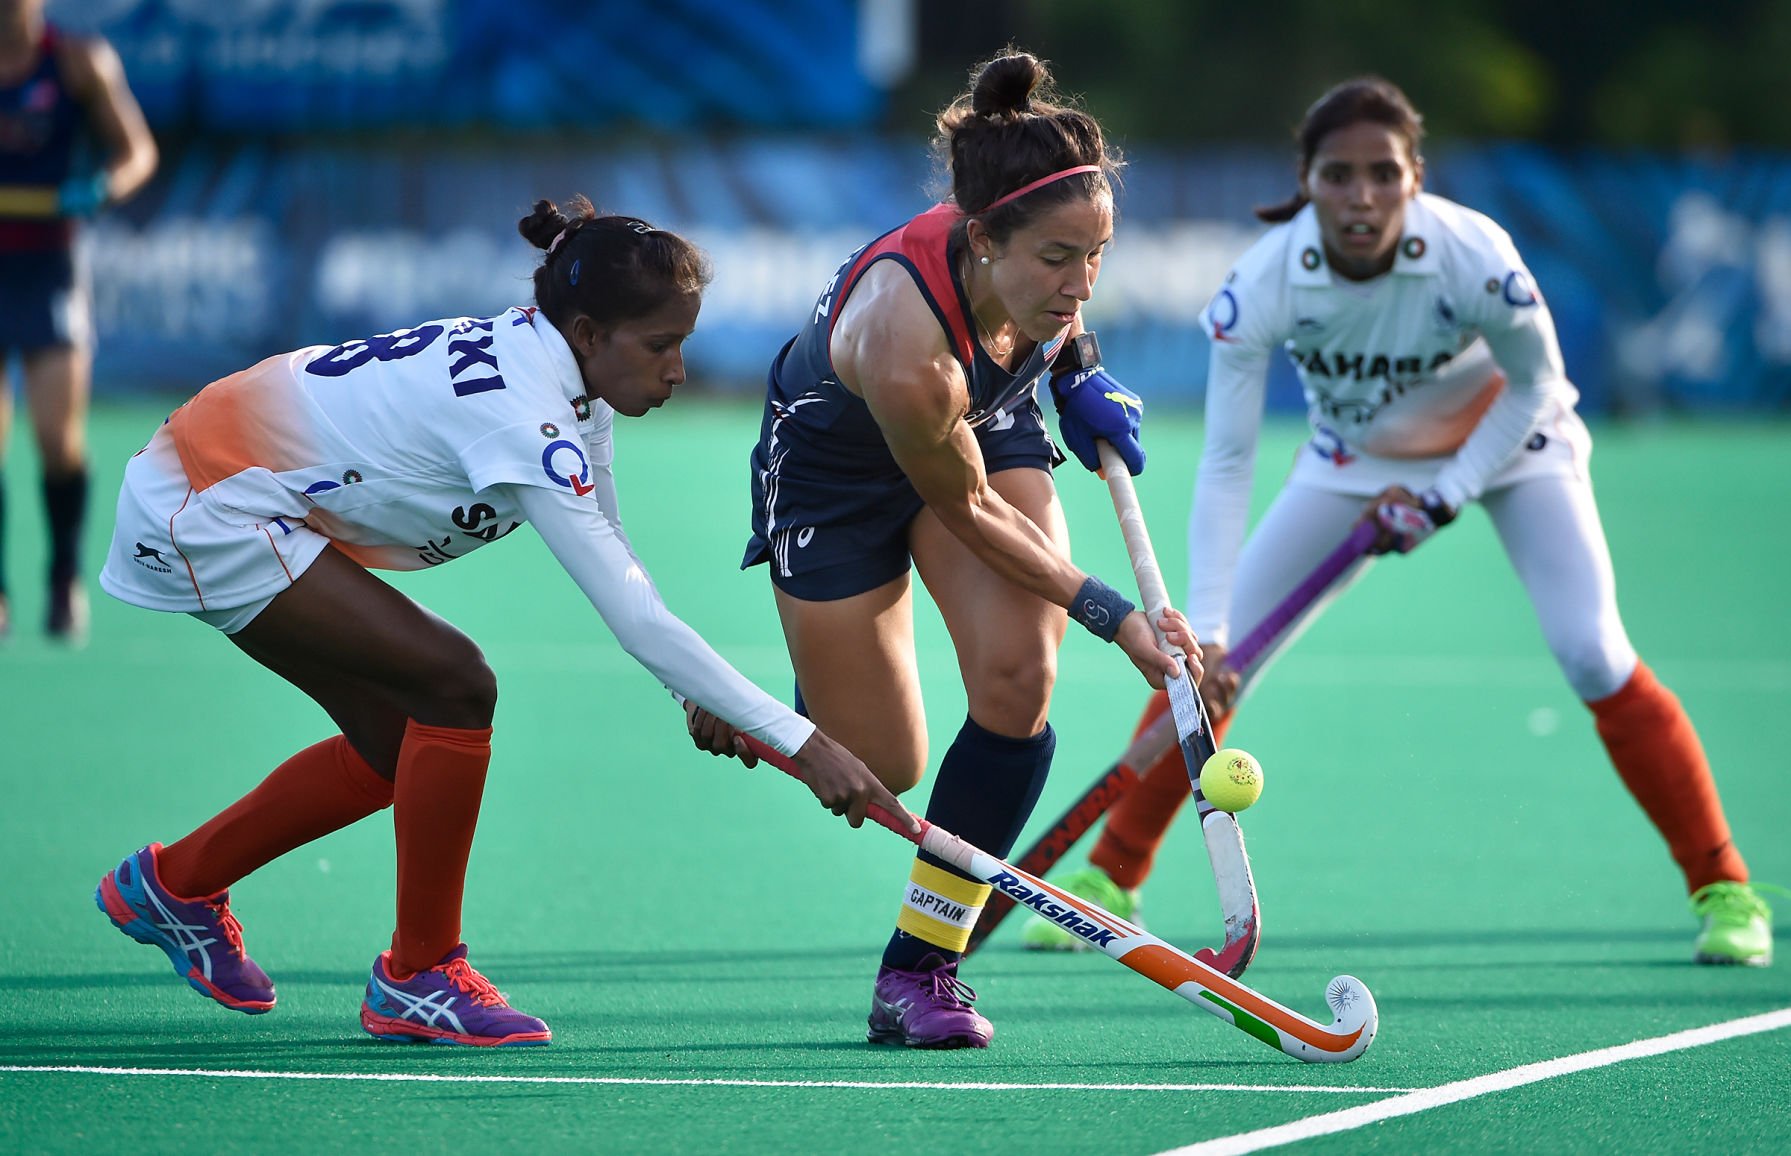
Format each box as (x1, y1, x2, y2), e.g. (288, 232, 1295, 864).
(1200, 748, 1263, 812)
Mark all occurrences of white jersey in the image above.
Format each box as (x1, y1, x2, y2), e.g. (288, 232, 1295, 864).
(105, 307, 815, 756)
(1189, 193, 1586, 640)
(165, 307, 601, 570)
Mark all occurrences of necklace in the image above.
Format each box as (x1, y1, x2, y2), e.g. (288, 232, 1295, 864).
(961, 255, 1015, 359)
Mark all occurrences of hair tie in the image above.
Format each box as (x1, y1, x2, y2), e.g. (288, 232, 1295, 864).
(979, 164, 1103, 214)
(547, 227, 572, 256)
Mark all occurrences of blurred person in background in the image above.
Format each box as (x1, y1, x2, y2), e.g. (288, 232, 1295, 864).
(0, 0, 156, 641)
(687, 49, 1201, 1049)
(94, 198, 909, 1047)
(1021, 76, 1778, 967)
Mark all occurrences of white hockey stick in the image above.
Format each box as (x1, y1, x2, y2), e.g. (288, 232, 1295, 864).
(1098, 439, 1260, 977)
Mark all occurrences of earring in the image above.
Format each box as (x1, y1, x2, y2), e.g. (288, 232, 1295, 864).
(979, 255, 990, 265)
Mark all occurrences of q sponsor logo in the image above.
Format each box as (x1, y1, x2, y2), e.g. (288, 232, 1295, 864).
(542, 439, 593, 496)
(1502, 270, 1538, 307)
(1207, 287, 1240, 342)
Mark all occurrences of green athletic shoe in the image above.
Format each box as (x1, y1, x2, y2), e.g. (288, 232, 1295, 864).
(1690, 881, 1774, 967)
(1018, 866, 1140, 952)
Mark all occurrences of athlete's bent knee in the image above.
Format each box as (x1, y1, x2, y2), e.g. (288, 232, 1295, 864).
(966, 658, 1056, 736)
(408, 639, 499, 727)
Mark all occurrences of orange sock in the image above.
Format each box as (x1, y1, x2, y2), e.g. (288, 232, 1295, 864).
(1090, 690, 1235, 890)
(1589, 662, 1747, 894)
(390, 720, 492, 976)
(159, 735, 394, 898)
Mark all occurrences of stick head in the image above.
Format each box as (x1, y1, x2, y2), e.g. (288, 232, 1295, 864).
(1293, 975, 1379, 1063)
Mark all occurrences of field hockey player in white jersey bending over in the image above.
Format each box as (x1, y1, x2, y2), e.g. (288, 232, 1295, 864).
(94, 196, 910, 1047)
(1023, 77, 1776, 967)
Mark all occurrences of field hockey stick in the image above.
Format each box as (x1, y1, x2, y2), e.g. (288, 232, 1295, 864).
(966, 521, 1377, 956)
(1223, 518, 1379, 679)
(712, 721, 1376, 1062)
(962, 707, 1176, 955)
(1098, 439, 1261, 977)
(0, 185, 60, 217)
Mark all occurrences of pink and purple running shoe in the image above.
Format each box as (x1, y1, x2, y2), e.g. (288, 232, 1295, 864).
(95, 843, 276, 1014)
(361, 944, 551, 1047)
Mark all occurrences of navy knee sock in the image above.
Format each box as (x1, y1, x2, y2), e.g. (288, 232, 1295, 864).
(882, 716, 1055, 970)
(42, 466, 87, 586)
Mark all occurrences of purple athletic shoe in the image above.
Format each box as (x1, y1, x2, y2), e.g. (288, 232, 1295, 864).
(95, 843, 276, 1014)
(361, 944, 551, 1047)
(867, 953, 994, 1048)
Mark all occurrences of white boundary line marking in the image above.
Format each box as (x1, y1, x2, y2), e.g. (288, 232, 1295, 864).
(0, 1065, 1411, 1094)
(1158, 1007, 1791, 1156)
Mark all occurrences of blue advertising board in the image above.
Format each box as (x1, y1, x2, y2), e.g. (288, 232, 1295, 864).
(74, 139, 1791, 414)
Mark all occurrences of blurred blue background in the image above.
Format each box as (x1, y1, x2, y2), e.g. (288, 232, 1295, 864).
(47, 0, 1791, 415)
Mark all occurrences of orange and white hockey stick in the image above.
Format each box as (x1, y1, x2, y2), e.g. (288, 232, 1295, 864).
(693, 707, 1378, 1062)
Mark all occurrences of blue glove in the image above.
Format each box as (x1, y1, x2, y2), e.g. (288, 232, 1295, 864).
(57, 174, 109, 218)
(1049, 366, 1145, 475)
(1370, 489, 1457, 554)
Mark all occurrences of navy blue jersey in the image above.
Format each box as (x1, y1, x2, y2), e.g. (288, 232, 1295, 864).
(0, 26, 85, 251)
(742, 203, 1068, 598)
(767, 202, 1064, 444)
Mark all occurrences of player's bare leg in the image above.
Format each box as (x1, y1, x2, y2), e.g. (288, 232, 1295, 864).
(98, 548, 550, 1041)
(774, 572, 995, 1045)
(858, 466, 1067, 1046)
(773, 574, 928, 793)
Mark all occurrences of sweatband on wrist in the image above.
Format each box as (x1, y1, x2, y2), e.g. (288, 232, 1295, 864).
(1070, 576, 1134, 643)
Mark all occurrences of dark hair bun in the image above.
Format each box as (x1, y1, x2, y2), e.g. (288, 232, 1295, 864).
(517, 196, 595, 251)
(971, 52, 1045, 119)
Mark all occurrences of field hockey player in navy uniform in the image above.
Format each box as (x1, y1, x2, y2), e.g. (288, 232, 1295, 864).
(0, 0, 156, 640)
(686, 50, 1202, 1048)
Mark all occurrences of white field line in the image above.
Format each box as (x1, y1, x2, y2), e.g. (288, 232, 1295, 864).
(1158, 1006, 1791, 1156)
(0, 1065, 1411, 1094)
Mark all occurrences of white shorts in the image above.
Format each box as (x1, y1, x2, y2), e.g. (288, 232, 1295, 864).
(1289, 405, 1592, 498)
(99, 425, 332, 633)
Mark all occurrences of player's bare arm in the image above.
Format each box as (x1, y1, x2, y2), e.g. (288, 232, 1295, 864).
(60, 34, 157, 203)
(833, 267, 1195, 685)
(831, 263, 1088, 608)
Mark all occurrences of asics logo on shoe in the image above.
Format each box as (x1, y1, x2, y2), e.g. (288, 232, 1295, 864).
(132, 542, 173, 573)
(373, 976, 467, 1034)
(139, 883, 223, 979)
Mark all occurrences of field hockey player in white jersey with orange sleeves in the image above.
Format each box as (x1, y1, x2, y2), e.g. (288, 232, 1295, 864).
(1023, 77, 1776, 966)
(93, 196, 912, 1048)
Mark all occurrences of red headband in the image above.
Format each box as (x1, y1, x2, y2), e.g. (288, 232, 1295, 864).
(978, 164, 1103, 213)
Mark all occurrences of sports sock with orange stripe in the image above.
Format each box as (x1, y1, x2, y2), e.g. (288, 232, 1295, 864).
(1090, 690, 1234, 891)
(1588, 661, 1748, 894)
(158, 734, 394, 898)
(390, 720, 492, 977)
